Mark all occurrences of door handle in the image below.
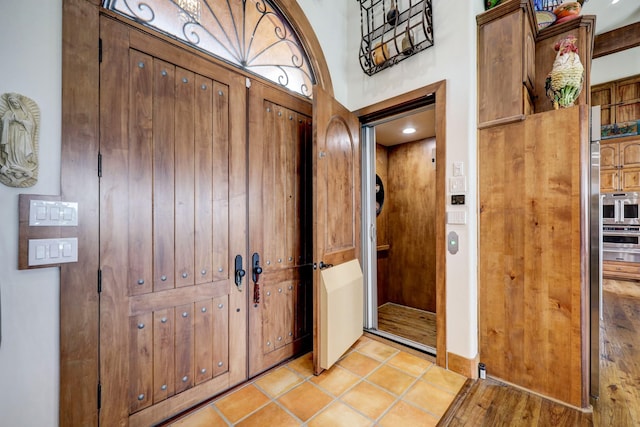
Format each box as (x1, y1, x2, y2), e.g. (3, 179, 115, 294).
(252, 252, 263, 304)
(234, 255, 246, 291)
(319, 261, 333, 270)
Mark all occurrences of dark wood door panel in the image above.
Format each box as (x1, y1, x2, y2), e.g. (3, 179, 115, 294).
(247, 80, 313, 377)
(99, 17, 247, 427)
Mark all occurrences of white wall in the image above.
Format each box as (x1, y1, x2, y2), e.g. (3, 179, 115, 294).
(295, 0, 350, 105)
(343, 0, 483, 360)
(0, 1, 62, 426)
(591, 46, 640, 85)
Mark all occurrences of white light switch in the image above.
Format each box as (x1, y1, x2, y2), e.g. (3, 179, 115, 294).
(28, 238, 78, 266)
(29, 200, 78, 226)
(453, 161, 464, 177)
(35, 244, 46, 260)
(50, 243, 60, 259)
(63, 243, 72, 257)
(36, 206, 47, 220)
(449, 176, 466, 193)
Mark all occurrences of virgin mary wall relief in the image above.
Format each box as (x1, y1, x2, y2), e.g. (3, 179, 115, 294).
(0, 92, 40, 188)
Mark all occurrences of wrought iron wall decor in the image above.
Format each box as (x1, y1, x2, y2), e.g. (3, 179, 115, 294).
(358, 0, 433, 76)
(103, 0, 315, 98)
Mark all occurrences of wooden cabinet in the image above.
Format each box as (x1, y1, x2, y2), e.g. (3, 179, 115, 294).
(600, 137, 640, 192)
(603, 260, 640, 280)
(478, 1, 595, 126)
(592, 74, 640, 126)
(592, 84, 615, 126)
(479, 106, 588, 408)
(533, 16, 594, 114)
(477, 0, 536, 127)
(477, 1, 595, 410)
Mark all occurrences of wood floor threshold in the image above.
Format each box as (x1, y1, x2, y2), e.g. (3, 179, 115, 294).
(437, 378, 475, 426)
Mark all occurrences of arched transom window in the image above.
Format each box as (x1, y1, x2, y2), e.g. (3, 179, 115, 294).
(103, 0, 315, 98)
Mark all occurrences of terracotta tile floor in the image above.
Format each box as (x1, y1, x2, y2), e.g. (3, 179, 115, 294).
(170, 336, 466, 426)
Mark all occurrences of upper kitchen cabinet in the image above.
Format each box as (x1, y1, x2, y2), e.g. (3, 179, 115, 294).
(533, 15, 594, 114)
(601, 136, 640, 193)
(477, 0, 536, 127)
(592, 74, 640, 126)
(477, 0, 595, 127)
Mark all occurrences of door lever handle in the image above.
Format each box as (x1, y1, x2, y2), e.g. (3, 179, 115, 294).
(319, 261, 333, 270)
(234, 255, 246, 291)
(252, 252, 263, 283)
(252, 252, 262, 304)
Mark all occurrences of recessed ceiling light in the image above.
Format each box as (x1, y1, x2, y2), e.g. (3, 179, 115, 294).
(612, 0, 619, 4)
(402, 127, 416, 134)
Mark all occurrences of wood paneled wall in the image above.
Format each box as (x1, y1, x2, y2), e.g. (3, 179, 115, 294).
(479, 105, 588, 407)
(383, 139, 437, 313)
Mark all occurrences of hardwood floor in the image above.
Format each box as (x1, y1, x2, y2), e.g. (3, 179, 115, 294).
(439, 278, 640, 426)
(592, 279, 640, 427)
(438, 378, 592, 426)
(377, 302, 437, 348)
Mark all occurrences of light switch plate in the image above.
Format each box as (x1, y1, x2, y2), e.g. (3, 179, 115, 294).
(28, 238, 78, 266)
(29, 200, 78, 226)
(449, 176, 466, 193)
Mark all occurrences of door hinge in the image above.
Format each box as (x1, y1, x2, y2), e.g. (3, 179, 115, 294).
(98, 152, 102, 177)
(98, 269, 102, 294)
(97, 382, 102, 410)
(99, 38, 102, 63)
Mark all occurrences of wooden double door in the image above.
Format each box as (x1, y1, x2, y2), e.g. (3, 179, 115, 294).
(97, 17, 360, 426)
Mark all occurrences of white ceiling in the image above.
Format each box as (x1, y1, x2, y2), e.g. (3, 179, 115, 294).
(375, 0, 640, 146)
(581, 0, 640, 34)
(375, 108, 435, 147)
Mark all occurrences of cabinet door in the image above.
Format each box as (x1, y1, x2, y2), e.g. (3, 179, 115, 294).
(478, 9, 525, 124)
(600, 169, 619, 193)
(620, 140, 640, 167)
(616, 76, 640, 123)
(591, 83, 614, 125)
(600, 143, 619, 169)
(621, 167, 640, 192)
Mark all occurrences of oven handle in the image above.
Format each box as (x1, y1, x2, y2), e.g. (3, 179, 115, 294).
(616, 199, 622, 223)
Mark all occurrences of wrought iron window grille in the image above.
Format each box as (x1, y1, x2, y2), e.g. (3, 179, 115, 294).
(103, 0, 315, 98)
(358, 0, 433, 76)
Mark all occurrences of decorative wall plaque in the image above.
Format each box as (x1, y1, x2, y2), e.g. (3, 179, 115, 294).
(0, 93, 40, 188)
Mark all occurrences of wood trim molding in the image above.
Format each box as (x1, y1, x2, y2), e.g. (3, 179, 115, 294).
(354, 80, 447, 369)
(60, 0, 101, 426)
(593, 22, 640, 59)
(448, 352, 479, 379)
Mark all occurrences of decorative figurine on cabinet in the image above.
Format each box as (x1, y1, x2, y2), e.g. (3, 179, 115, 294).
(545, 35, 584, 109)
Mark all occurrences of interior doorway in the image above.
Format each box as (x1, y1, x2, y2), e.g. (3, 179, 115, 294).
(359, 90, 443, 356)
